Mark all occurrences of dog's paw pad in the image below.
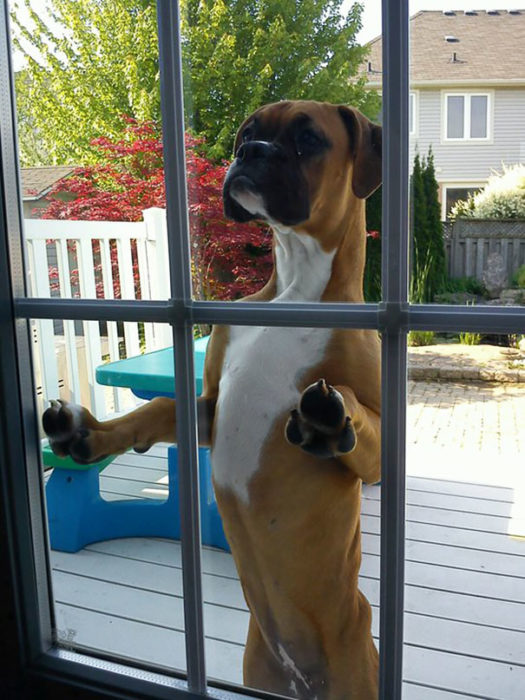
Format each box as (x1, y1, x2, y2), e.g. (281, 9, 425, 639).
(286, 380, 356, 458)
(43, 400, 100, 464)
(298, 379, 346, 433)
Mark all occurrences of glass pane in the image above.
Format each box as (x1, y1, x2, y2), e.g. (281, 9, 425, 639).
(204, 324, 382, 696)
(470, 95, 488, 138)
(409, 7, 525, 307)
(184, 1, 383, 303)
(404, 330, 525, 697)
(37, 318, 194, 673)
(11, 0, 171, 301)
(447, 96, 465, 139)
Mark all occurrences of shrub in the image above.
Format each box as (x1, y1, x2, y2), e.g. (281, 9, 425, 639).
(450, 164, 525, 220)
(459, 331, 482, 346)
(442, 276, 488, 297)
(408, 330, 436, 347)
(512, 265, 525, 289)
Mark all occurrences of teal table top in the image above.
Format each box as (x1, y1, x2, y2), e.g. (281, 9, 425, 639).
(96, 335, 210, 398)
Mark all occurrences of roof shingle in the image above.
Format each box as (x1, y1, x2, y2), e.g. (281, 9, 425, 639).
(363, 10, 525, 84)
(20, 166, 76, 199)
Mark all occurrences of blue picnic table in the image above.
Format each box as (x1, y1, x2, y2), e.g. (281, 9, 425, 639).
(44, 335, 230, 553)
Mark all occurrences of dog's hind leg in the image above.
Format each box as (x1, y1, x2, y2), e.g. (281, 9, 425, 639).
(243, 616, 299, 698)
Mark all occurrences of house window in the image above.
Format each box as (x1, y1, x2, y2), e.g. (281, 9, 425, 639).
(2, 3, 523, 700)
(444, 93, 490, 141)
(443, 184, 483, 218)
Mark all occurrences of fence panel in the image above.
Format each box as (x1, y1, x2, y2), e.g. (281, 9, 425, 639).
(444, 219, 525, 284)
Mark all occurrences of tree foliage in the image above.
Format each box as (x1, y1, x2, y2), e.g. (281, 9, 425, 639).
(40, 118, 273, 300)
(13, 0, 379, 165)
(364, 185, 381, 302)
(181, 0, 379, 159)
(12, 0, 160, 165)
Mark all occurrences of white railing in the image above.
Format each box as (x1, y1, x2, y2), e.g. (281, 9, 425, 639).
(24, 207, 172, 421)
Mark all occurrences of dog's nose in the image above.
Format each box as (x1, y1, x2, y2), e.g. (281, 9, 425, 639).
(236, 140, 277, 161)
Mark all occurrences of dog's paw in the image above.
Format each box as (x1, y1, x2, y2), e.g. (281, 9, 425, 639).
(42, 399, 106, 464)
(285, 379, 356, 458)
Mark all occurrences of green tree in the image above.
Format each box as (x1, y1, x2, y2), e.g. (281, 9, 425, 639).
(13, 0, 379, 165)
(422, 149, 447, 297)
(12, 0, 160, 165)
(181, 0, 379, 159)
(410, 150, 447, 303)
(364, 185, 382, 301)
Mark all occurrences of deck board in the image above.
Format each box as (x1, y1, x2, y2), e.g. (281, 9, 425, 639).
(49, 448, 525, 699)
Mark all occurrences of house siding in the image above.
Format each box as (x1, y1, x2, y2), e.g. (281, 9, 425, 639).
(410, 87, 525, 182)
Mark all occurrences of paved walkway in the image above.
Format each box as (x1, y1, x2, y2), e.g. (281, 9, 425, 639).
(406, 379, 525, 535)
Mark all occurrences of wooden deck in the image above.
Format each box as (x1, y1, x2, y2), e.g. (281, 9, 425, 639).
(49, 444, 525, 699)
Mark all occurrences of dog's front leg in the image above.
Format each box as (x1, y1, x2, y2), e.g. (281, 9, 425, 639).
(285, 379, 381, 483)
(43, 395, 217, 465)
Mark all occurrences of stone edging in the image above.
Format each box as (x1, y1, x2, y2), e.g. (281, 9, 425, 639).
(408, 365, 524, 383)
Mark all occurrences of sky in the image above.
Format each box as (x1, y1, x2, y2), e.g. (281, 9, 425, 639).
(349, 1, 520, 43)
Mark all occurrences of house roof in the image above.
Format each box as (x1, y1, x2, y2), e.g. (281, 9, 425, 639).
(20, 166, 77, 200)
(363, 9, 525, 86)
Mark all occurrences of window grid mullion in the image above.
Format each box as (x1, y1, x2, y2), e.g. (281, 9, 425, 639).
(379, 2, 409, 700)
(157, 0, 206, 692)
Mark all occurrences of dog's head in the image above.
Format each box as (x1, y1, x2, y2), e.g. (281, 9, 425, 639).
(223, 100, 382, 231)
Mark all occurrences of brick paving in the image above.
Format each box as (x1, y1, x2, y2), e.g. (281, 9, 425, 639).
(406, 379, 525, 498)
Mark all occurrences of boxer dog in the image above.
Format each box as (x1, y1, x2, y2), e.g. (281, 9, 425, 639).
(43, 100, 382, 699)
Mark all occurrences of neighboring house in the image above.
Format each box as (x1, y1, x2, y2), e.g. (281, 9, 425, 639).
(363, 9, 525, 218)
(20, 165, 76, 219)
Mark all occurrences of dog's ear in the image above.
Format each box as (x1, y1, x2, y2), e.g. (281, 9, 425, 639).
(338, 106, 382, 199)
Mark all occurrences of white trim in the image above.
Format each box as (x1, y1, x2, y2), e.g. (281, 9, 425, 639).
(409, 91, 418, 137)
(441, 90, 493, 144)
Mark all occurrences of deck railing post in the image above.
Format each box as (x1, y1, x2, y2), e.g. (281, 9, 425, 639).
(143, 207, 173, 348)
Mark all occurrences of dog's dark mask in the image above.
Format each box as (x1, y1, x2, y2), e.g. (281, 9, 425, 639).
(223, 114, 331, 226)
(223, 102, 382, 228)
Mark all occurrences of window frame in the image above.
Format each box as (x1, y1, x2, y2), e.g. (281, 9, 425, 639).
(1, 1, 524, 699)
(409, 90, 418, 137)
(442, 90, 493, 143)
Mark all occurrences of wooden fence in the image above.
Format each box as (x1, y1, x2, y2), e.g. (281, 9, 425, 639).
(24, 208, 172, 421)
(444, 219, 525, 283)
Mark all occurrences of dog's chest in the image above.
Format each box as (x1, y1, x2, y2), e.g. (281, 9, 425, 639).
(212, 230, 336, 504)
(212, 324, 331, 503)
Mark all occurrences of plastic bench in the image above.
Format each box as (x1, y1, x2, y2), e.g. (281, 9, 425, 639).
(43, 440, 229, 554)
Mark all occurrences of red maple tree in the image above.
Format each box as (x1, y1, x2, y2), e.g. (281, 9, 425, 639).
(40, 118, 273, 300)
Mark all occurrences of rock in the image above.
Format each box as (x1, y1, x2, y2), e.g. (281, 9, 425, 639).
(499, 288, 525, 305)
(482, 253, 508, 299)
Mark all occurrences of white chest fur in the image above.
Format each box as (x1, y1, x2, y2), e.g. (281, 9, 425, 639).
(212, 230, 335, 503)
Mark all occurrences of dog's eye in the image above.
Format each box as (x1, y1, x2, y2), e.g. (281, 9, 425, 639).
(242, 127, 255, 143)
(296, 128, 322, 155)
